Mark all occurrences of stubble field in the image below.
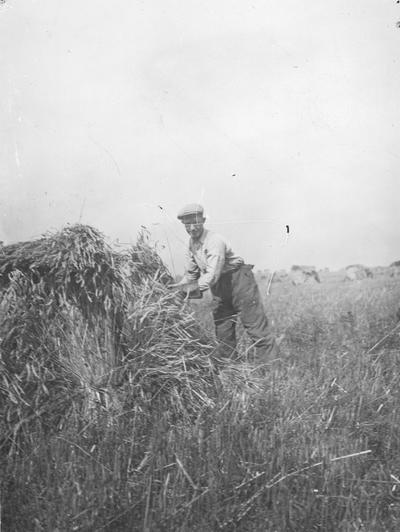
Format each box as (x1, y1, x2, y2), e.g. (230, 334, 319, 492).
(188, 273, 400, 531)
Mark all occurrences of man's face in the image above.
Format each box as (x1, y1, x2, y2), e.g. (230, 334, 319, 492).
(182, 215, 205, 240)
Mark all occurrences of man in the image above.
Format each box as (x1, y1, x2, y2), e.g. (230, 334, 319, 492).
(170, 203, 278, 364)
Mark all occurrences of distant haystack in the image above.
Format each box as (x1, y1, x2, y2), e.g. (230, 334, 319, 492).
(345, 264, 373, 281)
(371, 266, 387, 277)
(274, 269, 289, 283)
(318, 267, 330, 282)
(389, 261, 400, 277)
(255, 269, 288, 284)
(290, 265, 320, 285)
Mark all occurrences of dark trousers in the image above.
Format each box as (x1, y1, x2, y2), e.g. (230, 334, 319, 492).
(211, 265, 277, 362)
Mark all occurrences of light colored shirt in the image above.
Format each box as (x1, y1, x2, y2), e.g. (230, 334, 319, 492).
(182, 229, 244, 291)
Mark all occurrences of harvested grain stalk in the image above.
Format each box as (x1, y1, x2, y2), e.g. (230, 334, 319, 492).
(0, 224, 219, 455)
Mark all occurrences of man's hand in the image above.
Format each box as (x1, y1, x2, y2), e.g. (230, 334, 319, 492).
(168, 281, 203, 299)
(167, 281, 185, 290)
(168, 280, 198, 291)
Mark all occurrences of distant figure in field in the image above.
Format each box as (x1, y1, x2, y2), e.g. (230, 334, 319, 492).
(290, 265, 320, 285)
(169, 203, 278, 364)
(345, 264, 373, 281)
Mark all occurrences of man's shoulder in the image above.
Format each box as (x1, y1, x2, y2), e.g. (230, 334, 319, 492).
(203, 230, 228, 247)
(189, 229, 227, 250)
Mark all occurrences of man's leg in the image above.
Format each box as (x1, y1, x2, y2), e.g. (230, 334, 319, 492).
(211, 276, 238, 359)
(231, 266, 277, 364)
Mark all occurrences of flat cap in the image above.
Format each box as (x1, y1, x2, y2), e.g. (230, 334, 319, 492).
(177, 203, 204, 220)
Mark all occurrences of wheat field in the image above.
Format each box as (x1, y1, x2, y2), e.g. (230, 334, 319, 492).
(1, 227, 400, 531)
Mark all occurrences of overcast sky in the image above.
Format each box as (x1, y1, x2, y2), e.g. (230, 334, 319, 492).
(1, 0, 399, 273)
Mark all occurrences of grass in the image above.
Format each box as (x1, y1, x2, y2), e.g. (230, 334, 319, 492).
(1, 227, 400, 531)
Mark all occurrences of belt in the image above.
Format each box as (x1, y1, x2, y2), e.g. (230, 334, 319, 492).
(220, 263, 253, 277)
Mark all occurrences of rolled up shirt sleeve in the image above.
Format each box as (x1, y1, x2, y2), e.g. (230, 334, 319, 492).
(198, 237, 226, 291)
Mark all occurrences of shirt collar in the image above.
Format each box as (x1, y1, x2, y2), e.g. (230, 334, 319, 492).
(191, 228, 208, 246)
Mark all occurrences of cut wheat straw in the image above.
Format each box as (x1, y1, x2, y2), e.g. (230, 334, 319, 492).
(0, 224, 221, 453)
